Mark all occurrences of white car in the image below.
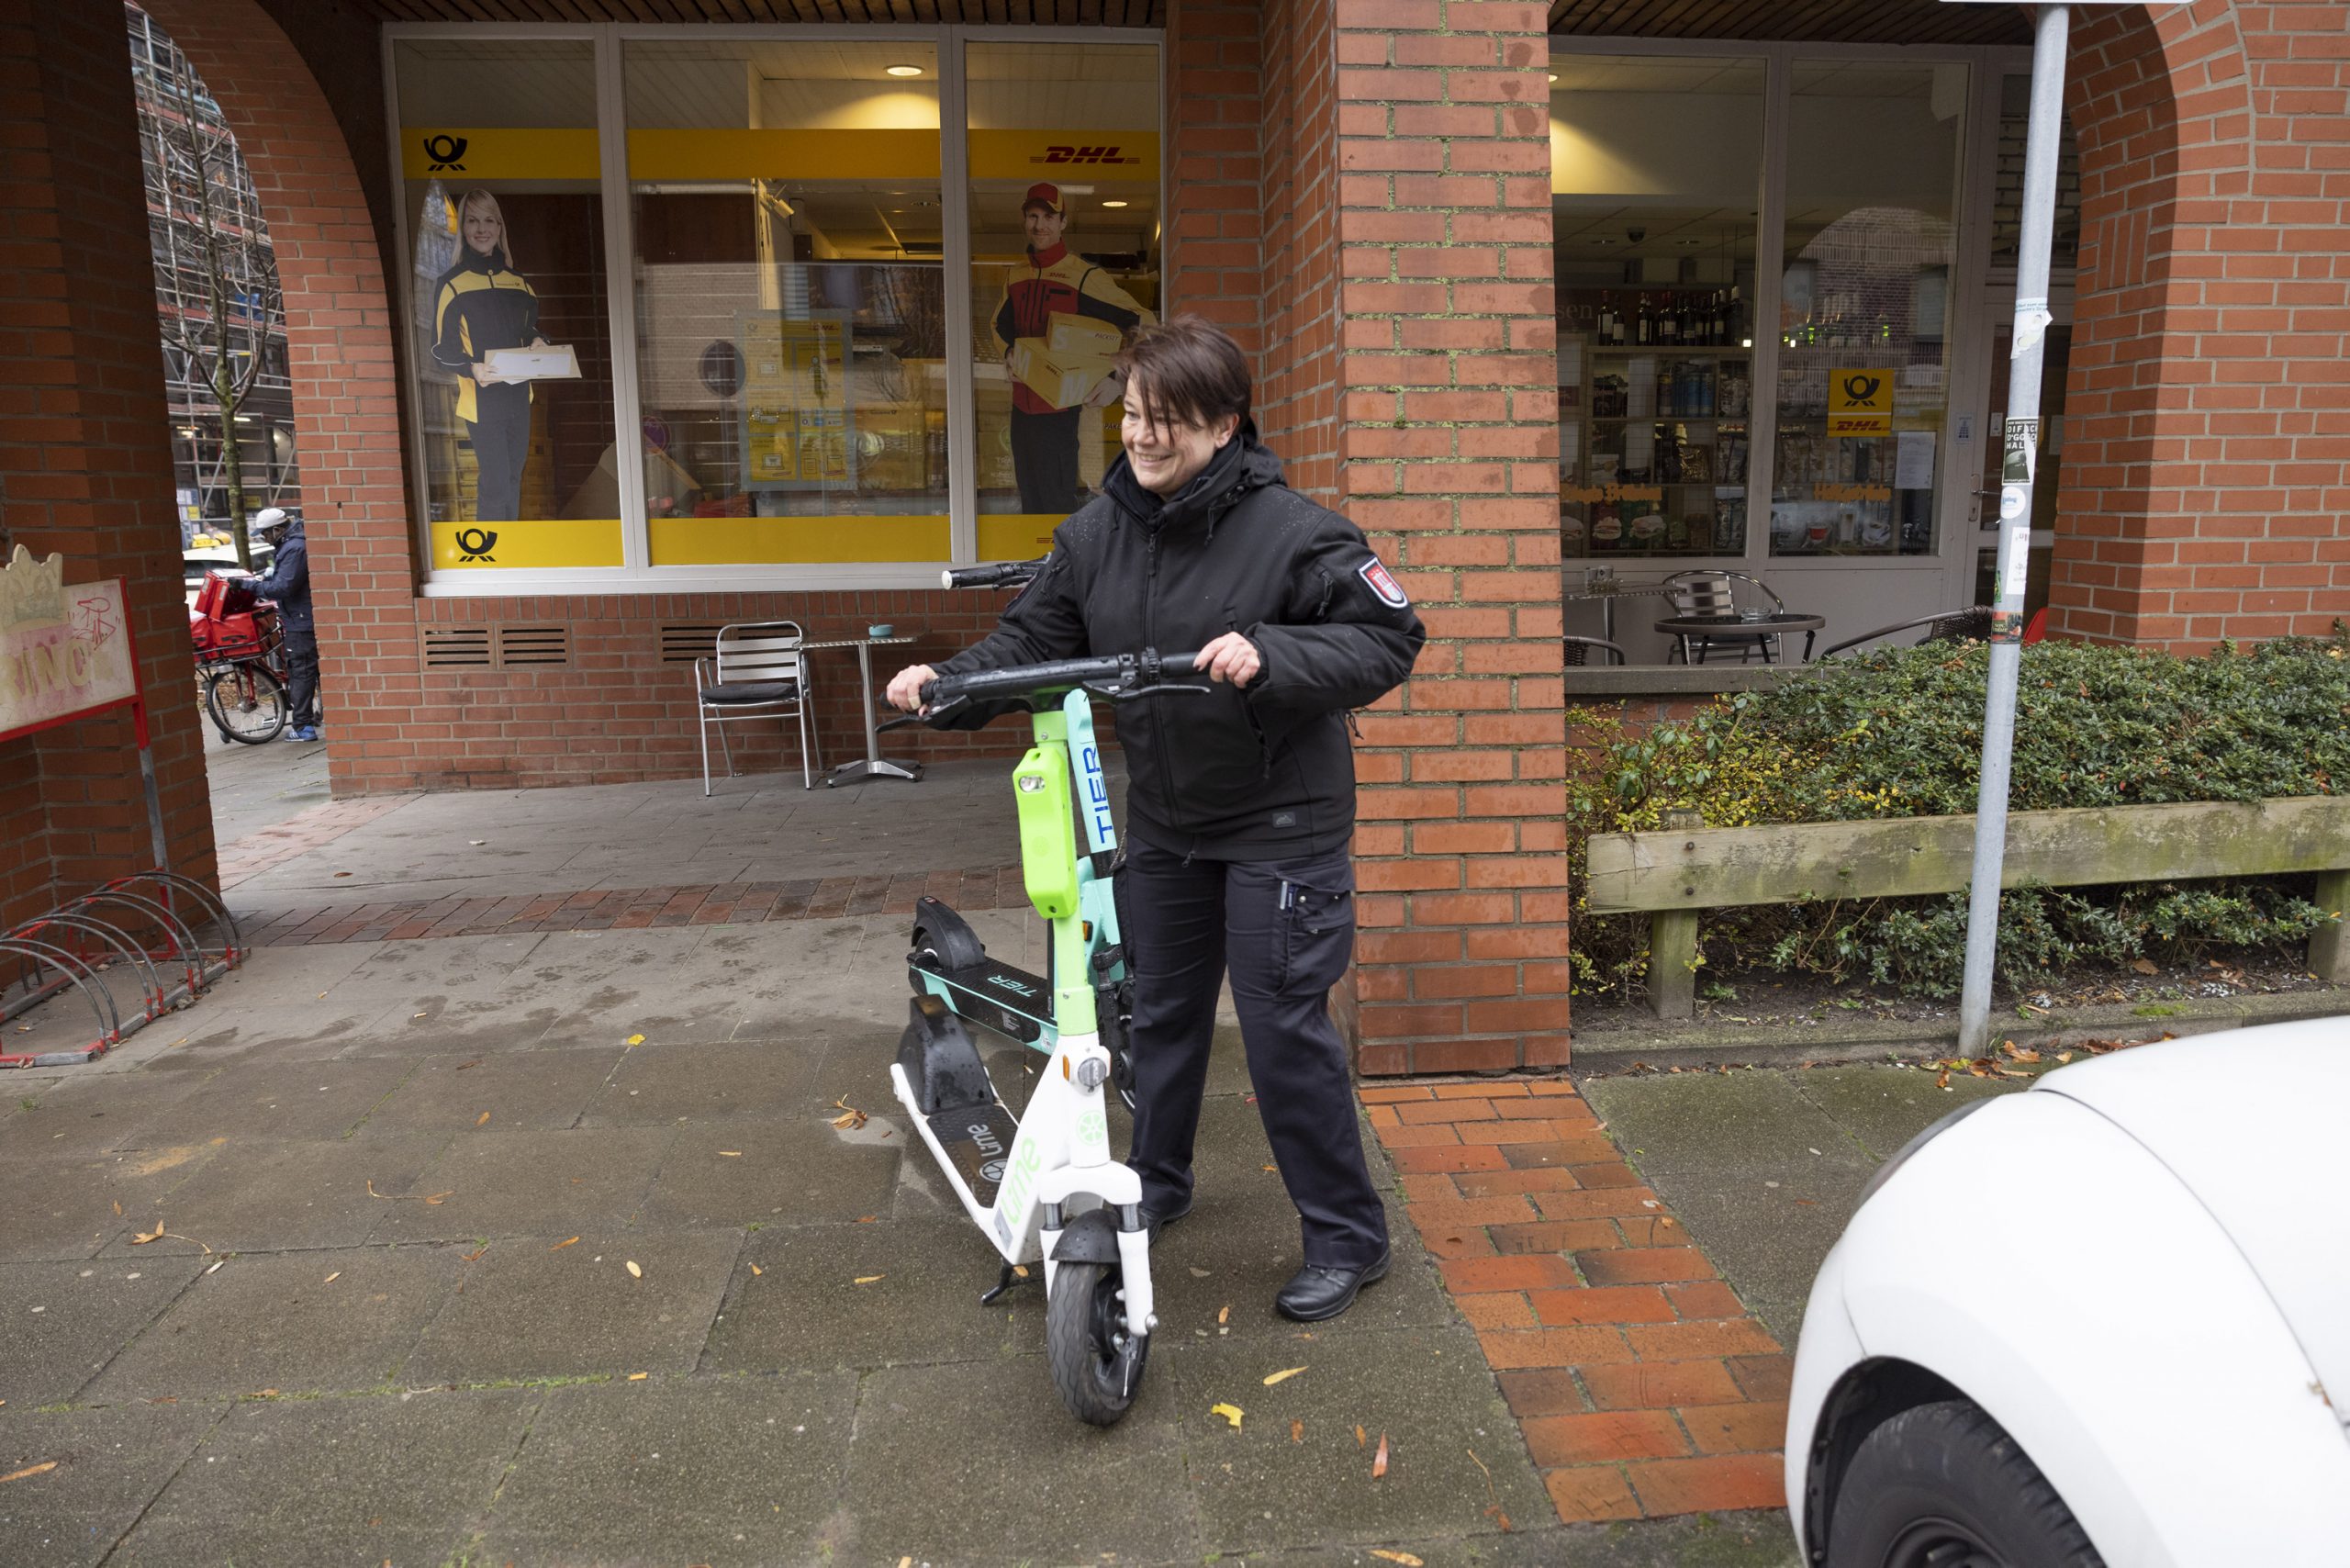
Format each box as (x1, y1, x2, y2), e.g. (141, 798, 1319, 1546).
(1786, 1017, 2350, 1568)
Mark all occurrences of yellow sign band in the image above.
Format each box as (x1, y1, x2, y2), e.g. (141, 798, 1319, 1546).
(628, 129, 943, 182)
(431, 519, 625, 570)
(968, 129, 1160, 184)
(649, 514, 950, 566)
(976, 514, 1065, 561)
(404, 129, 600, 182)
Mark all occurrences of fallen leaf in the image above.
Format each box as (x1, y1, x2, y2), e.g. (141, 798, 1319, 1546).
(1356, 1424, 1368, 1449)
(625, 1260, 643, 1279)
(454, 1059, 480, 1071)
(2131, 958, 2158, 974)
(2056, 1051, 2075, 1064)
(1013, 1264, 1029, 1278)
(899, 1558, 912, 1568)
(830, 1110, 867, 1130)
(422, 1192, 453, 1205)
(719, 1150, 742, 1158)
(1372, 1432, 1390, 1478)
(551, 1237, 579, 1251)
(129, 1226, 164, 1245)
(1261, 1164, 1278, 1172)
(1936, 1070, 1952, 1090)
(1290, 1419, 1304, 1443)
(0, 1461, 58, 1484)
(476, 1112, 491, 1126)
(1188, 1267, 1212, 1278)
(112, 1201, 122, 1216)
(854, 1274, 884, 1284)
(462, 1246, 488, 1262)
(1217, 1305, 1230, 1325)
(627, 1372, 648, 1381)
(749, 1263, 764, 1276)
(856, 1215, 878, 1224)
(323, 1271, 341, 1284)
(252, 1388, 279, 1398)
(1262, 1367, 1305, 1386)
(1209, 1402, 1243, 1429)
(1369, 1553, 1422, 1567)
(625, 1034, 645, 1047)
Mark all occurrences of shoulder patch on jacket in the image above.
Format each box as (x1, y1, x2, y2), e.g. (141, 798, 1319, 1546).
(1357, 556, 1408, 610)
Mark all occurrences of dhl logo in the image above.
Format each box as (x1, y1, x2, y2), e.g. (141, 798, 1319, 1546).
(1036, 144, 1141, 165)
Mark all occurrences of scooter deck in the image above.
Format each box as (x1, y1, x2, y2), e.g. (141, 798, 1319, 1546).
(926, 1101, 1021, 1209)
(925, 958, 1049, 1045)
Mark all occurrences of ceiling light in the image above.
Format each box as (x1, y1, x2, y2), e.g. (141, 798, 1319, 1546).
(1548, 72, 1559, 83)
(885, 63, 923, 77)
(1102, 199, 1129, 208)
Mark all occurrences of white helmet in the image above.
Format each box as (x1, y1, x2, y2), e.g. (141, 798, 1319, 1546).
(253, 508, 291, 539)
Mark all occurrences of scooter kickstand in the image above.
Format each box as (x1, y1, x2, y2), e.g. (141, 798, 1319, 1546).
(979, 1260, 1030, 1305)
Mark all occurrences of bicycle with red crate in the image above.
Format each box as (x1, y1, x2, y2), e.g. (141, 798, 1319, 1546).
(189, 571, 291, 744)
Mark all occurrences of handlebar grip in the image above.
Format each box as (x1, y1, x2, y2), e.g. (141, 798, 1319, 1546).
(918, 648, 1202, 707)
(942, 557, 1047, 590)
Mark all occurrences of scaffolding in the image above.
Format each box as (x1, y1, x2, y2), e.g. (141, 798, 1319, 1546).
(127, 2, 299, 558)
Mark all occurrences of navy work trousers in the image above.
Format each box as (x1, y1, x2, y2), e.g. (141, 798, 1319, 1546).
(1121, 834, 1389, 1270)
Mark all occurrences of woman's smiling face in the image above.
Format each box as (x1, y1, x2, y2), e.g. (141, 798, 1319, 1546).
(462, 202, 504, 258)
(1122, 371, 1238, 498)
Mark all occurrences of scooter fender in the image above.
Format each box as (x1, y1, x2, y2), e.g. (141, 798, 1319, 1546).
(1048, 1206, 1124, 1265)
(1035, 1159, 1155, 1337)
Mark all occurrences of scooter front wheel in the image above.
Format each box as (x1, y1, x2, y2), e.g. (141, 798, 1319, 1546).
(1046, 1260, 1147, 1426)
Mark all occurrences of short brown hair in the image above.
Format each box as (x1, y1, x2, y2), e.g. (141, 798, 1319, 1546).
(1114, 315, 1252, 431)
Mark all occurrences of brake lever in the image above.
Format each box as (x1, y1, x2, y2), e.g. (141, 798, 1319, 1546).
(1080, 679, 1215, 701)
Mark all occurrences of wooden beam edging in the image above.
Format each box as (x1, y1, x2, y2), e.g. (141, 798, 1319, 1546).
(1583, 796, 2350, 1018)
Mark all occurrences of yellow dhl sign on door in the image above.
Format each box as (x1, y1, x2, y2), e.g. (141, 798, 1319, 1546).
(1827, 368, 1895, 437)
(406, 126, 1158, 185)
(403, 129, 600, 182)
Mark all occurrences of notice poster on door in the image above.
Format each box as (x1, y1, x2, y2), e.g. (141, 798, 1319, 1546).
(739, 314, 855, 491)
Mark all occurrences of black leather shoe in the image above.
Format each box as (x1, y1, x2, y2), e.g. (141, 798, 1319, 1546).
(1275, 1248, 1391, 1322)
(1141, 1199, 1192, 1242)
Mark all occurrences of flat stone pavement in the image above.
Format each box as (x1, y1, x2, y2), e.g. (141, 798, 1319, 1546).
(0, 756, 1881, 1566)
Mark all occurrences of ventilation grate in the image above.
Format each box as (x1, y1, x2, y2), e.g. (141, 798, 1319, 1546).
(420, 626, 493, 668)
(660, 622, 728, 664)
(496, 624, 571, 666)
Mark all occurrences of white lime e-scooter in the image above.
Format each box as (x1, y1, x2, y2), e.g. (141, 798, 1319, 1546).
(882, 644, 1204, 1426)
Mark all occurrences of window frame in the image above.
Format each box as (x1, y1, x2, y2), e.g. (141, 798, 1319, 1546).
(383, 21, 1166, 598)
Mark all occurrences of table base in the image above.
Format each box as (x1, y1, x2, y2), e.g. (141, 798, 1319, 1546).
(826, 757, 923, 786)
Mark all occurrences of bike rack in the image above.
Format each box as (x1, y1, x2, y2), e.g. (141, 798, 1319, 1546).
(2, 868, 243, 1069)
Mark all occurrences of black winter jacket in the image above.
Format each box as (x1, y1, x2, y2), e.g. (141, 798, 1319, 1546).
(935, 428, 1425, 861)
(252, 519, 311, 633)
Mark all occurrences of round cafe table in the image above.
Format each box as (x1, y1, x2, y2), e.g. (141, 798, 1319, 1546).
(1653, 612, 1826, 666)
(801, 634, 921, 784)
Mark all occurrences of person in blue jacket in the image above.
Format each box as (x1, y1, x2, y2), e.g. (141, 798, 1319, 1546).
(251, 508, 319, 742)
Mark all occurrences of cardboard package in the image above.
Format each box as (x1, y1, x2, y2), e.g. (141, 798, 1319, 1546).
(1010, 332, 1117, 410)
(1046, 312, 1125, 360)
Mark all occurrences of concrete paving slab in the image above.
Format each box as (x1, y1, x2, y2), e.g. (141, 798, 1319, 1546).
(840, 1355, 1196, 1568)
(0, 1149, 227, 1263)
(0, 1256, 206, 1406)
(1210, 1515, 1800, 1567)
(110, 1057, 418, 1149)
(131, 999, 392, 1063)
(182, 943, 375, 1007)
(322, 932, 554, 1000)
(338, 995, 563, 1057)
(369, 1126, 677, 1242)
(356, 1047, 621, 1134)
(1788, 1063, 2018, 1160)
(83, 1244, 467, 1401)
(403, 1228, 742, 1385)
(115, 1133, 453, 1254)
(1579, 1070, 1875, 1175)
(579, 1039, 832, 1127)
(477, 1374, 860, 1567)
(703, 1219, 1027, 1374)
(641, 1114, 901, 1229)
(0, 1073, 219, 1161)
(108, 1387, 537, 1568)
(1161, 1324, 1549, 1559)
(0, 1402, 225, 1567)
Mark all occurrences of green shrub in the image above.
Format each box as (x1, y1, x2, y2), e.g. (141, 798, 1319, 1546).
(1567, 629, 2350, 1001)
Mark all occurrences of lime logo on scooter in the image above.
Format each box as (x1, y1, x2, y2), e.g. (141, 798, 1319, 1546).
(996, 1137, 1045, 1225)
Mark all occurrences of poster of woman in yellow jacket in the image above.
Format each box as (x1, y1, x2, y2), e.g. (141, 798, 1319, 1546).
(430, 189, 556, 522)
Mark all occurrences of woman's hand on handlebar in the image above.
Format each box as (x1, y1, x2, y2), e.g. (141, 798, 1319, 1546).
(1196, 632, 1262, 689)
(885, 664, 937, 713)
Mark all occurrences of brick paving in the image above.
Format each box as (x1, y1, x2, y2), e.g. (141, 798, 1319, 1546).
(1368, 1079, 1792, 1526)
(234, 867, 1028, 946)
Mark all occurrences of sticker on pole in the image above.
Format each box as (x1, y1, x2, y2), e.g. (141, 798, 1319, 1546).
(2002, 418, 2039, 486)
(1358, 557, 1409, 610)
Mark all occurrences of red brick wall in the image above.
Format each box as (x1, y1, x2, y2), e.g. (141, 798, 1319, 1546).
(1333, 1, 1570, 1075)
(0, 0, 216, 935)
(2053, 0, 2350, 647)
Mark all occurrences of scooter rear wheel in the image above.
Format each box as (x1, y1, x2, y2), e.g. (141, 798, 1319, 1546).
(1046, 1260, 1147, 1426)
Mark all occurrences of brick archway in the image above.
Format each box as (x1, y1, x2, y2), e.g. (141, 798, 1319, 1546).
(139, 0, 422, 790)
(2052, 2, 2334, 648)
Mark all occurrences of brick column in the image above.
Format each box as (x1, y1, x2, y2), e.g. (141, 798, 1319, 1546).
(1166, 0, 1265, 359)
(0, 0, 217, 931)
(1334, 2, 1569, 1074)
(2055, 0, 2350, 648)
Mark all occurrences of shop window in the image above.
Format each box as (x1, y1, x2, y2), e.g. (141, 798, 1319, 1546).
(625, 39, 948, 567)
(1550, 56, 1765, 563)
(394, 39, 621, 571)
(966, 39, 1160, 561)
(1770, 62, 1965, 559)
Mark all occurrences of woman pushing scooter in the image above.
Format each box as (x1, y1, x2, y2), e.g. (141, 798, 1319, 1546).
(887, 316, 1425, 1324)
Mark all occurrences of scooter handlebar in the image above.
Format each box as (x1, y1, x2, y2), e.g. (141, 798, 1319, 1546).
(918, 648, 1203, 710)
(941, 557, 1046, 591)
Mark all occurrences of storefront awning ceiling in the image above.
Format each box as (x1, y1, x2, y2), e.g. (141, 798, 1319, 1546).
(357, 0, 1160, 22)
(1550, 0, 2030, 46)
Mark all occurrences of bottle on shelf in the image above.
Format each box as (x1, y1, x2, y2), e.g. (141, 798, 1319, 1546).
(1636, 295, 1652, 346)
(1660, 293, 1679, 346)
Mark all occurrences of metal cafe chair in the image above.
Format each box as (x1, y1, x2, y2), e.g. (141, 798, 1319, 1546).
(1818, 604, 2046, 659)
(1661, 570, 1787, 665)
(693, 620, 822, 793)
(1562, 635, 1629, 667)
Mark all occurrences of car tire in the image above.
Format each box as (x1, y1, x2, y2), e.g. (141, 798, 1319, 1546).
(1827, 1398, 2104, 1568)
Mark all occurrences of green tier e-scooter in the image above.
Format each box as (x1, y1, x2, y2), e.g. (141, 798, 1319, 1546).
(884, 644, 1205, 1426)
